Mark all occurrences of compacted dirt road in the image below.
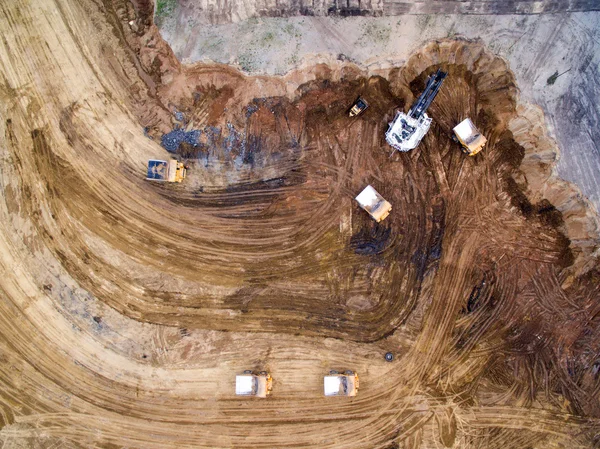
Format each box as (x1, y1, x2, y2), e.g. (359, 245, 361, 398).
(0, 0, 599, 447)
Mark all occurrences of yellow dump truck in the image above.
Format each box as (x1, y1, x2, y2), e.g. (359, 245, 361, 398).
(324, 370, 359, 397)
(452, 118, 487, 156)
(355, 185, 392, 222)
(146, 159, 187, 182)
(235, 371, 273, 398)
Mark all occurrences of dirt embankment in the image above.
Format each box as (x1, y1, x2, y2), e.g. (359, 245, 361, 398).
(157, 0, 600, 27)
(0, 0, 599, 448)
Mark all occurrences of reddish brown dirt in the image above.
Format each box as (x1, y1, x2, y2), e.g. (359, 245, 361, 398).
(0, 0, 599, 448)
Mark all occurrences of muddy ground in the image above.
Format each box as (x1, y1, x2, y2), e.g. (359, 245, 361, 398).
(0, 0, 599, 448)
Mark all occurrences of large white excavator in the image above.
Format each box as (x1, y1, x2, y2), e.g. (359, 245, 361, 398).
(385, 69, 447, 153)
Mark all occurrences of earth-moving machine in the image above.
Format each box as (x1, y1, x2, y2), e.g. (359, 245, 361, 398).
(385, 69, 447, 153)
(452, 118, 487, 156)
(324, 370, 359, 397)
(355, 185, 392, 222)
(146, 159, 187, 183)
(349, 97, 369, 117)
(235, 371, 273, 398)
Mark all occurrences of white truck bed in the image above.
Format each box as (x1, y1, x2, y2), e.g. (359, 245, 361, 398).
(235, 375, 256, 395)
(453, 118, 487, 156)
(324, 373, 358, 397)
(453, 118, 478, 143)
(324, 376, 343, 396)
(355, 185, 392, 222)
(236, 373, 272, 398)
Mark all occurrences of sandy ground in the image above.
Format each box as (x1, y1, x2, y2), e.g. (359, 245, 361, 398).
(0, 0, 599, 447)
(160, 12, 600, 216)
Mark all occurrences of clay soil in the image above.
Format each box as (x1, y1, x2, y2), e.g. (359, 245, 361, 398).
(0, 0, 599, 448)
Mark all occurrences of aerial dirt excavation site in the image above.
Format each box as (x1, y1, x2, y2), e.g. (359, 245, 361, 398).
(2, 0, 600, 448)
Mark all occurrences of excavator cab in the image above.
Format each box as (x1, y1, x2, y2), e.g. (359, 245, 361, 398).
(385, 69, 447, 153)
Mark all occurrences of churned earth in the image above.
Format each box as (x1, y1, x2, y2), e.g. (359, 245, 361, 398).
(0, 0, 599, 448)
(160, 10, 600, 216)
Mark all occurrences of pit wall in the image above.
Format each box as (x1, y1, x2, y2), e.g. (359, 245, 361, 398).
(155, 0, 600, 25)
(509, 103, 600, 283)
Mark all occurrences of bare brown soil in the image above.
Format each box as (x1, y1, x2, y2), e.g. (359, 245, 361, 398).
(0, 0, 599, 448)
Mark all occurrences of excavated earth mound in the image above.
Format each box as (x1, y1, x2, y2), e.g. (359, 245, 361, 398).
(0, 0, 599, 448)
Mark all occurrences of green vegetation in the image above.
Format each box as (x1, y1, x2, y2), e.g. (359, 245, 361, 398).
(156, 0, 176, 18)
(285, 51, 299, 67)
(356, 22, 391, 48)
(283, 23, 296, 36)
(260, 31, 275, 48)
(200, 37, 224, 55)
(238, 51, 258, 72)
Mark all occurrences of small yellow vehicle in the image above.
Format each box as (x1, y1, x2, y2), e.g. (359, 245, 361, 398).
(349, 97, 369, 117)
(146, 159, 187, 182)
(452, 118, 487, 156)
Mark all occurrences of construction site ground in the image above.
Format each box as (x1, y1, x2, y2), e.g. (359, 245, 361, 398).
(160, 10, 600, 215)
(0, 0, 599, 448)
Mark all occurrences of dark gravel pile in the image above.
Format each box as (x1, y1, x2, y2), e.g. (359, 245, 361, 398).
(161, 129, 201, 153)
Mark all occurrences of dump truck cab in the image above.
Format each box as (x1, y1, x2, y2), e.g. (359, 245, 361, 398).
(146, 159, 187, 182)
(324, 370, 359, 397)
(349, 97, 369, 117)
(452, 118, 487, 156)
(355, 185, 392, 222)
(235, 371, 273, 398)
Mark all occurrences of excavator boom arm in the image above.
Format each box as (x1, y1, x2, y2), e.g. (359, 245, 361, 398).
(408, 69, 447, 120)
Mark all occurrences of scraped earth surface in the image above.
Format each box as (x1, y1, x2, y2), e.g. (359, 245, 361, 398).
(1, 0, 600, 448)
